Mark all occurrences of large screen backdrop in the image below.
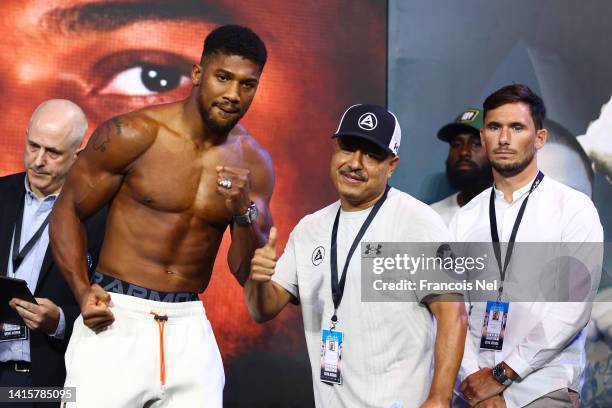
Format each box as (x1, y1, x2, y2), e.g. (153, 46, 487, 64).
(0, 1, 387, 406)
(389, 1, 612, 405)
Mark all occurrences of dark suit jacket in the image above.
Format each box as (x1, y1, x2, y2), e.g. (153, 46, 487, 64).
(0, 172, 106, 388)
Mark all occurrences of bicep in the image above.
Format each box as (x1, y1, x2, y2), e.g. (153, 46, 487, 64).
(60, 117, 153, 220)
(247, 147, 275, 231)
(249, 151, 274, 202)
(60, 155, 122, 220)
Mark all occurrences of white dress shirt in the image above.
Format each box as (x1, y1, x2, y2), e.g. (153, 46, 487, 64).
(450, 173, 603, 408)
(431, 192, 461, 226)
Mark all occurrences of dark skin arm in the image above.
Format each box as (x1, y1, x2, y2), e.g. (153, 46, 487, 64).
(219, 137, 275, 285)
(421, 295, 468, 408)
(50, 116, 154, 332)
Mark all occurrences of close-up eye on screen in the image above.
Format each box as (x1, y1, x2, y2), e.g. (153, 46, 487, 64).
(94, 52, 192, 97)
(0, 1, 387, 407)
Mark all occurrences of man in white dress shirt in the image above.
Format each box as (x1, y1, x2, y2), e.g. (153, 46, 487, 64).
(450, 84, 603, 408)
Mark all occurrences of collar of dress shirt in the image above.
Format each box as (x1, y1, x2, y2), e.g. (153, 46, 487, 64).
(492, 171, 539, 204)
(23, 175, 59, 206)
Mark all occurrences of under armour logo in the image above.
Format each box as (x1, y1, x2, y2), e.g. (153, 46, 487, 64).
(358, 113, 378, 130)
(364, 243, 382, 256)
(312, 246, 325, 266)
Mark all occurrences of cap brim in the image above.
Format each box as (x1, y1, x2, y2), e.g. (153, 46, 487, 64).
(437, 123, 479, 142)
(333, 131, 396, 156)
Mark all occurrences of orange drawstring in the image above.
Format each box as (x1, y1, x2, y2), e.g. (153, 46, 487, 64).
(150, 311, 168, 386)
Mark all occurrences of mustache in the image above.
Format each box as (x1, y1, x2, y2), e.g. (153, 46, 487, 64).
(28, 167, 49, 175)
(452, 158, 478, 169)
(339, 168, 368, 181)
(493, 147, 517, 154)
(213, 101, 239, 113)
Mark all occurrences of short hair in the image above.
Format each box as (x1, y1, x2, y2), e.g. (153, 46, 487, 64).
(201, 25, 267, 70)
(483, 84, 546, 130)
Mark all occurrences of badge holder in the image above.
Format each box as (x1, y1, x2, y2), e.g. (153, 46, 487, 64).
(0, 323, 28, 342)
(480, 292, 509, 351)
(320, 312, 344, 385)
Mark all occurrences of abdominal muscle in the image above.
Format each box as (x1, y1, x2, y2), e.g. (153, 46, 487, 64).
(96, 191, 227, 294)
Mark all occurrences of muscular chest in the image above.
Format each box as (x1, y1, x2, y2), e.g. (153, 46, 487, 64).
(123, 135, 242, 222)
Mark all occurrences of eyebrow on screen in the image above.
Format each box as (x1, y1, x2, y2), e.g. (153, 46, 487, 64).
(43, 0, 232, 33)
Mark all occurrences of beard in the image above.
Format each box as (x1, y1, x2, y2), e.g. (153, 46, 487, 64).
(199, 98, 245, 135)
(446, 159, 493, 193)
(491, 150, 535, 177)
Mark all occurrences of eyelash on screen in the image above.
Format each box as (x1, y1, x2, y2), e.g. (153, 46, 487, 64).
(92, 50, 193, 97)
(99, 65, 191, 96)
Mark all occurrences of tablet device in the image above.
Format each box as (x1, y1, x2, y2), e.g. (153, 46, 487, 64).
(0, 276, 37, 325)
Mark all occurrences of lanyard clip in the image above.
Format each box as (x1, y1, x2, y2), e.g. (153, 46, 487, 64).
(496, 287, 503, 303)
(330, 311, 338, 331)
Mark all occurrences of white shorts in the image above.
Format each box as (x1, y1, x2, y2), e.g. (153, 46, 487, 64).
(63, 293, 224, 407)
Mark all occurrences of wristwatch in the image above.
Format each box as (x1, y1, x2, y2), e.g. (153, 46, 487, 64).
(492, 362, 513, 386)
(232, 202, 259, 226)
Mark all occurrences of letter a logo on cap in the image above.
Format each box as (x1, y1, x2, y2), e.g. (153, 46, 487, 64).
(358, 112, 378, 131)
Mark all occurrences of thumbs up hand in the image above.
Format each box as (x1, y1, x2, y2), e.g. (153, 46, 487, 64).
(250, 227, 278, 282)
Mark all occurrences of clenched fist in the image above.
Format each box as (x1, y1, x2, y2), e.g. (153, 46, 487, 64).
(250, 227, 278, 282)
(216, 165, 252, 216)
(80, 284, 114, 333)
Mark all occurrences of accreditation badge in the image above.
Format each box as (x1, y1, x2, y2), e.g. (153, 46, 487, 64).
(0, 323, 28, 342)
(320, 329, 344, 384)
(479, 301, 509, 351)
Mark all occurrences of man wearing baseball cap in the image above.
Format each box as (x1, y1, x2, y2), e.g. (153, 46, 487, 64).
(244, 104, 467, 407)
(431, 108, 492, 225)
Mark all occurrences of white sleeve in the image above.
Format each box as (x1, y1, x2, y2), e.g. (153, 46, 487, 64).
(505, 200, 604, 378)
(504, 300, 593, 378)
(271, 230, 300, 300)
